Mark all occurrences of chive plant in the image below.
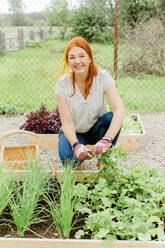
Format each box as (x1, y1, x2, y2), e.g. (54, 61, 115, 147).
(44, 163, 78, 238)
(0, 167, 14, 217)
(9, 161, 48, 236)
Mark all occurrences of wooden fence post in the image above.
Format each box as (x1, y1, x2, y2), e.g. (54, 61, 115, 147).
(39, 29, 44, 40)
(18, 28, 24, 49)
(0, 30, 7, 54)
(29, 30, 35, 40)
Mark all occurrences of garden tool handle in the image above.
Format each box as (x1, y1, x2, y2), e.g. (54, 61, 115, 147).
(51, 166, 56, 177)
(0, 130, 38, 153)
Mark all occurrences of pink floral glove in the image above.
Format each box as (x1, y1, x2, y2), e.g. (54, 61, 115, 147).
(73, 142, 93, 160)
(92, 137, 113, 156)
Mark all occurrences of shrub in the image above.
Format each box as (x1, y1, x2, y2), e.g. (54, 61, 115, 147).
(72, 6, 108, 42)
(119, 19, 165, 76)
(20, 104, 61, 134)
(0, 103, 17, 114)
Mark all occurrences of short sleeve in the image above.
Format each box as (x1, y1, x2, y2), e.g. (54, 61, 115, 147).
(55, 79, 65, 97)
(101, 69, 114, 91)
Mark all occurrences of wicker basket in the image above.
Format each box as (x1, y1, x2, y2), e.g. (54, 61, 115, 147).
(0, 130, 39, 170)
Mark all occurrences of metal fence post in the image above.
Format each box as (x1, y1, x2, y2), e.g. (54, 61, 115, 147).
(114, 0, 118, 82)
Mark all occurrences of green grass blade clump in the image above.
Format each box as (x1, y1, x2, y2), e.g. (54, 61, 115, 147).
(0, 168, 14, 216)
(9, 162, 48, 236)
(44, 163, 77, 238)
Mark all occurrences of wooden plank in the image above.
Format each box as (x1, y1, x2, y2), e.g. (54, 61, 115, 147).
(117, 135, 140, 151)
(0, 238, 164, 248)
(0, 238, 102, 248)
(27, 134, 58, 149)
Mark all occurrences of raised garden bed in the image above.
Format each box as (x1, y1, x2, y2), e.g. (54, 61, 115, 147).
(19, 105, 145, 152)
(0, 238, 165, 248)
(116, 113, 146, 151)
(0, 148, 164, 243)
(26, 113, 146, 152)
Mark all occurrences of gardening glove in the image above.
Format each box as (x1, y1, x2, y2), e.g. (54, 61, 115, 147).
(73, 142, 93, 160)
(92, 137, 113, 157)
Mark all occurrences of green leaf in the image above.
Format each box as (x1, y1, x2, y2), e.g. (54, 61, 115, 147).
(137, 232, 151, 241)
(75, 230, 84, 239)
(95, 228, 110, 239)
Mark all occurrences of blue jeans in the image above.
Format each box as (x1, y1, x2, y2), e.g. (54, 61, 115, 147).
(58, 111, 121, 166)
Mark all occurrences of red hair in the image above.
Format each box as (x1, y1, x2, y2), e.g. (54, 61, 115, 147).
(61, 36, 98, 97)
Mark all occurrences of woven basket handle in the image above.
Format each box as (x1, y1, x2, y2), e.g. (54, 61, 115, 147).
(0, 130, 38, 153)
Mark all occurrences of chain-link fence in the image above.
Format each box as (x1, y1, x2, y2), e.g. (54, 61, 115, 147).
(0, 26, 165, 114)
(0, 0, 165, 115)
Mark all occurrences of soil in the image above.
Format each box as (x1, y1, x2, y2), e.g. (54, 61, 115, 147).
(0, 211, 83, 239)
(0, 111, 165, 171)
(0, 197, 87, 239)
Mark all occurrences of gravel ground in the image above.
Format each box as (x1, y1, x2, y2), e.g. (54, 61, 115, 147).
(118, 111, 165, 171)
(0, 111, 165, 171)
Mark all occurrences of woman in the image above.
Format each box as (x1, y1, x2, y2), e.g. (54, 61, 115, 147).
(55, 36, 125, 167)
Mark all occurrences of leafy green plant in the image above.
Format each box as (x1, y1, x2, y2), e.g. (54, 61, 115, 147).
(44, 163, 79, 238)
(106, 106, 143, 134)
(9, 161, 48, 236)
(121, 113, 143, 134)
(20, 104, 61, 134)
(74, 147, 165, 241)
(0, 103, 17, 114)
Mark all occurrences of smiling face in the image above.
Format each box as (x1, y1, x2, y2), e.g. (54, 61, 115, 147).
(68, 46, 91, 76)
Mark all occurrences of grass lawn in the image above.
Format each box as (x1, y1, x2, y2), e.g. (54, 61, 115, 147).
(0, 39, 164, 112)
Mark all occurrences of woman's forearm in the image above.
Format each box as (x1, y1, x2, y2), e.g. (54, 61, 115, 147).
(62, 123, 78, 146)
(104, 106, 125, 140)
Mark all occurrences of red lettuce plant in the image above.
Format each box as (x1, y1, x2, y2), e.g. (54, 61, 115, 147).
(20, 104, 61, 134)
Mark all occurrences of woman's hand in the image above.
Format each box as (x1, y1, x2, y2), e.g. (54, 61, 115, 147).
(73, 143, 93, 160)
(92, 137, 112, 156)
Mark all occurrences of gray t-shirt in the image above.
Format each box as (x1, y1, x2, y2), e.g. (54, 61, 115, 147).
(55, 68, 114, 133)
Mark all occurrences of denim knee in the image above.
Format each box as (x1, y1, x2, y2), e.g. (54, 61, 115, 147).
(100, 111, 113, 127)
(58, 130, 74, 163)
(58, 129, 81, 167)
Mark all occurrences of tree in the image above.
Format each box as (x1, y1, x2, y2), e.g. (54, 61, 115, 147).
(7, 0, 26, 26)
(118, 0, 159, 27)
(79, 0, 114, 26)
(45, 0, 71, 40)
(72, 0, 114, 42)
